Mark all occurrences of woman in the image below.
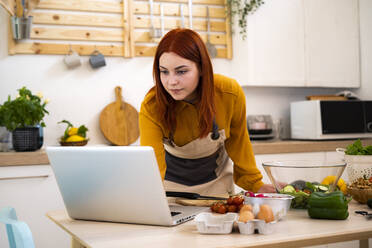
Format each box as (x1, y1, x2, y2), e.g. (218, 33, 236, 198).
(139, 28, 274, 197)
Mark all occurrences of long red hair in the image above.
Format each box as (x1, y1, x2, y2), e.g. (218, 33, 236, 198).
(153, 28, 215, 138)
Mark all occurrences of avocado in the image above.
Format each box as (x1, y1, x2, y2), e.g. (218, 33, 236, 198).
(367, 198, 372, 209)
(291, 180, 306, 191)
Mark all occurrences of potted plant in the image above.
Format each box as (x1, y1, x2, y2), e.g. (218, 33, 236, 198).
(226, 0, 264, 39)
(0, 87, 49, 151)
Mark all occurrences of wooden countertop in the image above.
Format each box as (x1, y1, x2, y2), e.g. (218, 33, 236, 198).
(46, 201, 372, 248)
(1, 139, 372, 167)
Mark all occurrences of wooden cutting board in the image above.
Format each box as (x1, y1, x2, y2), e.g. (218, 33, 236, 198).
(175, 199, 226, 207)
(99, 86, 139, 145)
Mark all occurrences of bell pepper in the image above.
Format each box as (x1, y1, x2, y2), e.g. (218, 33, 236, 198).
(307, 191, 349, 220)
(321, 176, 347, 194)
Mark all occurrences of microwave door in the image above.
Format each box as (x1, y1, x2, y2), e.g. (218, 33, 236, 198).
(320, 101, 365, 134)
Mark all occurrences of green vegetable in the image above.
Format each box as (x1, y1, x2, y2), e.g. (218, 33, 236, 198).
(282, 185, 295, 194)
(345, 139, 372, 155)
(308, 192, 348, 209)
(316, 185, 329, 192)
(308, 207, 349, 220)
(367, 199, 372, 209)
(279, 182, 332, 209)
(307, 191, 349, 220)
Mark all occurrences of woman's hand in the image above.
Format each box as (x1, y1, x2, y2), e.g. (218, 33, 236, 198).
(257, 184, 277, 193)
(257, 182, 287, 193)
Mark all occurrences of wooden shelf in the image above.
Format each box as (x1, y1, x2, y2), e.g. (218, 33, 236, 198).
(0, 149, 49, 167)
(9, 0, 232, 58)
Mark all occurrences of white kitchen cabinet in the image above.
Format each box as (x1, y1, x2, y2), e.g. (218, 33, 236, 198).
(0, 165, 69, 248)
(243, 0, 360, 87)
(245, 0, 305, 86)
(304, 0, 360, 87)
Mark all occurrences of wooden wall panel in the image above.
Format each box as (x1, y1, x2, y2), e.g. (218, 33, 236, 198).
(9, 0, 232, 59)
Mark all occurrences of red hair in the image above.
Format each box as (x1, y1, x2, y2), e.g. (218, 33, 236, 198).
(152, 28, 215, 138)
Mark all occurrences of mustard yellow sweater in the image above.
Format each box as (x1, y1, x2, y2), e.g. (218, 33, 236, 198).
(139, 74, 264, 192)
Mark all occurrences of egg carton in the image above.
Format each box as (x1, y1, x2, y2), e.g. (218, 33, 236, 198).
(194, 212, 237, 234)
(237, 219, 276, 235)
(194, 212, 277, 235)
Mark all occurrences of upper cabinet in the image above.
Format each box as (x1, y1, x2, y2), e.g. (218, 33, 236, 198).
(304, 0, 360, 87)
(242, 0, 360, 87)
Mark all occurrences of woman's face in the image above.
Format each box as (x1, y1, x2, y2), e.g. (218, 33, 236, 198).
(159, 52, 200, 101)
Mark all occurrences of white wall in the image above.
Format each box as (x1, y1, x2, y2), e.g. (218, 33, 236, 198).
(0, 1, 371, 146)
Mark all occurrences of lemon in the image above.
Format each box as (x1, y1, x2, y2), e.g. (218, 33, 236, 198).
(68, 127, 78, 136)
(321, 176, 347, 194)
(66, 135, 85, 142)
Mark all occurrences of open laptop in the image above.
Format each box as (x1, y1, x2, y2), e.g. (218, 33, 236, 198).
(46, 146, 207, 226)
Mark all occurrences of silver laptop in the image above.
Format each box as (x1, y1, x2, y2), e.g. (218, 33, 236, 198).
(46, 146, 207, 226)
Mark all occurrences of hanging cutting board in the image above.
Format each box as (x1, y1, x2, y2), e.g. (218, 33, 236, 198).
(99, 86, 139, 145)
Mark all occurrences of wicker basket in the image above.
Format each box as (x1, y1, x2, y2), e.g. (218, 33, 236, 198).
(60, 140, 88, 146)
(347, 186, 372, 204)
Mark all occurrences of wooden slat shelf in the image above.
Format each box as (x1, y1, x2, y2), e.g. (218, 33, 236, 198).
(37, 0, 122, 13)
(31, 27, 124, 42)
(133, 17, 226, 32)
(31, 15, 226, 32)
(9, 0, 232, 58)
(11, 42, 123, 56)
(2, 139, 372, 167)
(133, 3, 225, 18)
(32, 12, 123, 28)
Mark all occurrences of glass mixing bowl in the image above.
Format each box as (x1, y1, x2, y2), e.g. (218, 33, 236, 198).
(262, 160, 347, 208)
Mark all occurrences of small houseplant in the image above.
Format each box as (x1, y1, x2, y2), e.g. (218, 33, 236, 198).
(227, 0, 264, 39)
(0, 87, 49, 151)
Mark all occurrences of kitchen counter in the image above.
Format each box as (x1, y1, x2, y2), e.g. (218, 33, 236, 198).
(47, 201, 372, 248)
(1, 139, 372, 167)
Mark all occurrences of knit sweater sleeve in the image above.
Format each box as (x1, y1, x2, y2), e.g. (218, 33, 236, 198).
(224, 82, 264, 192)
(139, 97, 167, 180)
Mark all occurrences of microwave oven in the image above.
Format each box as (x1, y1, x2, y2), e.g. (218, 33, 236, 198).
(290, 100, 372, 140)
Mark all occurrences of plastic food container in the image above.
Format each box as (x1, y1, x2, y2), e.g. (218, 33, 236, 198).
(237, 219, 276, 235)
(194, 212, 238, 234)
(244, 193, 294, 220)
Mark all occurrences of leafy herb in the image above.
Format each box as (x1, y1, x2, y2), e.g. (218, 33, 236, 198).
(0, 87, 49, 131)
(226, 0, 264, 39)
(345, 139, 372, 155)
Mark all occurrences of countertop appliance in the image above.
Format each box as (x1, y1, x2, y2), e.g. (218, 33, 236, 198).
(247, 115, 275, 140)
(290, 100, 372, 140)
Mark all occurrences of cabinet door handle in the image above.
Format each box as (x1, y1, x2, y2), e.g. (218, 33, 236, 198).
(0, 175, 49, 180)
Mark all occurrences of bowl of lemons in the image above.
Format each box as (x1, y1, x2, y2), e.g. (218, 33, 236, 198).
(58, 120, 89, 146)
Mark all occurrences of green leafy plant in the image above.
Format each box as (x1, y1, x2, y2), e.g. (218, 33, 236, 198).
(345, 139, 372, 155)
(226, 0, 264, 39)
(0, 87, 49, 131)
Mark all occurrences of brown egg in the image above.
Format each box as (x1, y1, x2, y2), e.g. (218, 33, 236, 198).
(238, 210, 254, 223)
(256, 204, 275, 223)
(239, 204, 253, 213)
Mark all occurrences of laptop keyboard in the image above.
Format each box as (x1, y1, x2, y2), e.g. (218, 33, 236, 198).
(171, 211, 181, 216)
